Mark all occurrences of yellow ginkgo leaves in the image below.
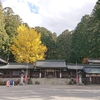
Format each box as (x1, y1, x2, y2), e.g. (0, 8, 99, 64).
(10, 25, 47, 63)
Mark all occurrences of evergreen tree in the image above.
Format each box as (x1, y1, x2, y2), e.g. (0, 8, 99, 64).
(0, 1, 9, 60)
(35, 26, 57, 59)
(71, 15, 91, 63)
(56, 29, 72, 62)
(3, 7, 22, 62)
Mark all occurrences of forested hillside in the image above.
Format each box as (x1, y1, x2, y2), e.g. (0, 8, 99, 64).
(0, 0, 100, 63)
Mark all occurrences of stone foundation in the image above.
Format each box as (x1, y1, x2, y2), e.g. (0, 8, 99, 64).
(0, 78, 72, 85)
(31, 78, 71, 85)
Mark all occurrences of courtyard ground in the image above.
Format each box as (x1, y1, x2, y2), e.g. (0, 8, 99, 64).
(0, 85, 100, 100)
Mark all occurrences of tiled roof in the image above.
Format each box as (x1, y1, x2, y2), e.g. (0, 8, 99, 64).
(67, 65, 83, 70)
(36, 60, 66, 68)
(0, 63, 33, 69)
(84, 68, 100, 73)
(83, 64, 100, 68)
(87, 59, 100, 64)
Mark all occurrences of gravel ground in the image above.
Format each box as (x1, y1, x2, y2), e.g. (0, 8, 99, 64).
(0, 85, 100, 100)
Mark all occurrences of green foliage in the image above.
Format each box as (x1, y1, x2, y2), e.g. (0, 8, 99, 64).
(4, 7, 22, 37)
(70, 0, 100, 63)
(92, 0, 100, 20)
(52, 32, 57, 42)
(70, 15, 91, 63)
(1, 0, 100, 64)
(56, 30, 72, 62)
(0, 1, 9, 60)
(35, 26, 57, 59)
(3, 7, 23, 62)
(10, 25, 47, 63)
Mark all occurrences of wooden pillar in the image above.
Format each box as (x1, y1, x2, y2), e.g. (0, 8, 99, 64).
(89, 76, 91, 84)
(10, 70, 12, 78)
(39, 69, 41, 78)
(39, 72, 41, 78)
(60, 72, 62, 78)
(79, 74, 82, 84)
(45, 70, 46, 78)
(60, 69, 62, 78)
(55, 70, 56, 78)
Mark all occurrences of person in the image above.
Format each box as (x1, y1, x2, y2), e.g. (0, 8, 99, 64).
(9, 78, 14, 86)
(6, 80, 10, 87)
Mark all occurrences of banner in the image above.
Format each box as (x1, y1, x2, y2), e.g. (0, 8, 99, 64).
(76, 75, 78, 83)
(24, 74, 27, 82)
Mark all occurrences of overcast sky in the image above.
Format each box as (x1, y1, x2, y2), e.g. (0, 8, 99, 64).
(2, 0, 97, 35)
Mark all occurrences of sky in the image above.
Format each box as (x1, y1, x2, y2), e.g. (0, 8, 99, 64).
(2, 0, 97, 35)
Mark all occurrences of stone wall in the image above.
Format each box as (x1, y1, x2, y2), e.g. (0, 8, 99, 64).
(0, 78, 73, 85)
(0, 78, 20, 81)
(31, 78, 71, 85)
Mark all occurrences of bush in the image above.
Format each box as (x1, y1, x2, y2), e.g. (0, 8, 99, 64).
(68, 79, 76, 85)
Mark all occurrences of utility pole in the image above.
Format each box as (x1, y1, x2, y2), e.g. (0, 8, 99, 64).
(76, 60, 78, 85)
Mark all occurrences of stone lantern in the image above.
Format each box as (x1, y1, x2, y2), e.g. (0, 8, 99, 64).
(78, 71, 84, 85)
(19, 70, 25, 85)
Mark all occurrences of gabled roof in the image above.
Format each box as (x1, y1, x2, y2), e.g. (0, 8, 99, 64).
(83, 64, 100, 68)
(0, 63, 33, 69)
(36, 60, 66, 68)
(83, 64, 100, 73)
(84, 68, 100, 74)
(67, 64, 83, 70)
(87, 59, 100, 64)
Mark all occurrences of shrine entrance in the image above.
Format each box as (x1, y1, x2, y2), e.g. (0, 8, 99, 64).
(40, 69, 61, 78)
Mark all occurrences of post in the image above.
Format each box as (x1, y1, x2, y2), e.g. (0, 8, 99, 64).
(39, 72, 41, 78)
(89, 76, 91, 84)
(60, 72, 62, 78)
(60, 69, 62, 78)
(55, 70, 56, 78)
(45, 71, 46, 78)
(76, 61, 78, 84)
(24, 63, 28, 84)
(76, 73, 78, 84)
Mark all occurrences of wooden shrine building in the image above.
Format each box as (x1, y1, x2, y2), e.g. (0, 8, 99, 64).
(83, 59, 100, 84)
(0, 58, 100, 85)
(31, 60, 67, 78)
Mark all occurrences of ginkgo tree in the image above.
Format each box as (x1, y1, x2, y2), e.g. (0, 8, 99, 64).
(10, 25, 47, 65)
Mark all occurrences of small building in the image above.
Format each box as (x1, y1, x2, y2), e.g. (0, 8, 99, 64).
(0, 62, 33, 78)
(0, 59, 68, 79)
(83, 59, 100, 84)
(67, 64, 83, 78)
